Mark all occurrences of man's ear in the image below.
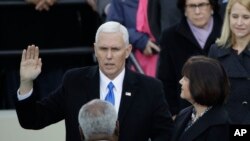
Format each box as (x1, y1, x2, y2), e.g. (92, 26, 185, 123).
(79, 126, 85, 141)
(93, 43, 97, 57)
(125, 44, 132, 59)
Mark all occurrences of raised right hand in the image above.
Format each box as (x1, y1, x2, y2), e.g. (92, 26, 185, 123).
(19, 45, 42, 95)
(20, 45, 42, 82)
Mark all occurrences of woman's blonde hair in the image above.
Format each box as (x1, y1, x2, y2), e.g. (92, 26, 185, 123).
(216, 0, 250, 47)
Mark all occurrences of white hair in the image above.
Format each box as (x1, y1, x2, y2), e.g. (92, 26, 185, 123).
(95, 21, 129, 46)
(78, 99, 118, 140)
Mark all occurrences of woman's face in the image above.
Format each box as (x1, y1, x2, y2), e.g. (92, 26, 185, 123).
(230, 2, 250, 39)
(179, 76, 193, 102)
(185, 0, 213, 28)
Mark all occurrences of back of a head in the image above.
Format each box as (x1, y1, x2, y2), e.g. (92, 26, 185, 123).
(78, 99, 118, 141)
(95, 21, 129, 46)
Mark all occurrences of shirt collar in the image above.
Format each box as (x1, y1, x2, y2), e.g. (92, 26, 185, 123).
(99, 68, 125, 90)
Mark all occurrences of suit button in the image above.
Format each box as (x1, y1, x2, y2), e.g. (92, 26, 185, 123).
(242, 101, 248, 105)
(247, 77, 250, 80)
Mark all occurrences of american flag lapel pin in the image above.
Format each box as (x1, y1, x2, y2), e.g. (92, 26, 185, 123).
(125, 92, 131, 96)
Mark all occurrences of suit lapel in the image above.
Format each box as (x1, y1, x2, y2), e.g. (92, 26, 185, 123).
(177, 18, 201, 49)
(172, 107, 193, 141)
(179, 106, 228, 141)
(86, 66, 100, 101)
(203, 15, 222, 52)
(118, 68, 137, 125)
(217, 47, 250, 78)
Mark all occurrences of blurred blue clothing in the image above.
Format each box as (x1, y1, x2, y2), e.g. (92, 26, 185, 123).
(107, 0, 148, 51)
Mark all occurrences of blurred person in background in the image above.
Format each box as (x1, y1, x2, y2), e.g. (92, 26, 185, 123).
(157, 0, 222, 118)
(107, 0, 179, 77)
(209, 0, 250, 124)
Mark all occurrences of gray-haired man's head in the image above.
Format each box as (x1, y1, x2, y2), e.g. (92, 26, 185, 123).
(95, 21, 129, 46)
(78, 99, 118, 141)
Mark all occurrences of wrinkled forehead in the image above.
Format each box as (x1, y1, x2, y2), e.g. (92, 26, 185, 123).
(98, 31, 123, 40)
(96, 32, 126, 47)
(186, 0, 210, 4)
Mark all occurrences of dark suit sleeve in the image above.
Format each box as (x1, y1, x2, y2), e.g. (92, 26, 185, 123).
(150, 80, 174, 141)
(14, 71, 69, 129)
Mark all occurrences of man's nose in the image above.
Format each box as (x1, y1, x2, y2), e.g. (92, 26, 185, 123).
(106, 49, 112, 58)
(195, 6, 201, 14)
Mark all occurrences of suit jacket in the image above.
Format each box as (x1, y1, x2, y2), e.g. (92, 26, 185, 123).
(209, 44, 250, 124)
(157, 15, 222, 115)
(171, 105, 230, 141)
(14, 66, 173, 141)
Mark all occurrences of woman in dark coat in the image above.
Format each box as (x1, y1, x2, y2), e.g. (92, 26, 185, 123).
(209, 0, 250, 124)
(157, 0, 222, 117)
(171, 56, 230, 141)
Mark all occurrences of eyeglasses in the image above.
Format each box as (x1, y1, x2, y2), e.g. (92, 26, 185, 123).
(186, 3, 210, 11)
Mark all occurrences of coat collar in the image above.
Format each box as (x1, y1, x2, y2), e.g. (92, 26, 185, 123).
(118, 67, 138, 124)
(171, 107, 193, 141)
(213, 45, 231, 58)
(173, 106, 229, 141)
(213, 43, 250, 57)
(243, 44, 250, 56)
(85, 66, 100, 101)
(176, 17, 200, 49)
(176, 14, 222, 52)
(214, 44, 250, 78)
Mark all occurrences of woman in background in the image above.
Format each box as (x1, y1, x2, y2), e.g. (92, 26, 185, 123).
(209, 0, 250, 124)
(157, 0, 222, 117)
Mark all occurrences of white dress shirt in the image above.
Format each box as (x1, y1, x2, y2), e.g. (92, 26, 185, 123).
(99, 68, 125, 113)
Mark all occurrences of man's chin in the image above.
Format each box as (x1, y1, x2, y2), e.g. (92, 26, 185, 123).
(103, 69, 116, 76)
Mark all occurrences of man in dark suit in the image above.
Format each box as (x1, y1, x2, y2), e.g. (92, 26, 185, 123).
(15, 21, 173, 141)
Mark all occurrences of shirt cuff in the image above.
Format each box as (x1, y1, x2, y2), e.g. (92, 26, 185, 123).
(17, 89, 33, 101)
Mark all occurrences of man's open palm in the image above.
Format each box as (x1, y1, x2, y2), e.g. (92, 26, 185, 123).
(20, 45, 42, 82)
